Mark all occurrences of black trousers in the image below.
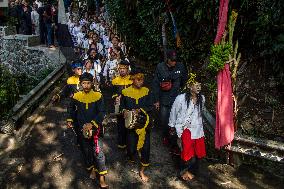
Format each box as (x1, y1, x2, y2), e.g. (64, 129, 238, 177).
(73, 122, 82, 145)
(160, 105, 171, 138)
(39, 22, 46, 44)
(117, 115, 127, 148)
(127, 129, 150, 166)
(180, 157, 199, 173)
(79, 133, 107, 175)
(160, 105, 178, 149)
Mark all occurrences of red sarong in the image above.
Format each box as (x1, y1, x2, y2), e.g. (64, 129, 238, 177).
(181, 129, 206, 161)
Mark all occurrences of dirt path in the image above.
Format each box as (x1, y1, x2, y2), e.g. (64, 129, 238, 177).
(1, 96, 283, 189)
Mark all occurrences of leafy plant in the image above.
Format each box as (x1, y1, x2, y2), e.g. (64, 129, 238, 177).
(0, 65, 19, 117)
(208, 42, 233, 74)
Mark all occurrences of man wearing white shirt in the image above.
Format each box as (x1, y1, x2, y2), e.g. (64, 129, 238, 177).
(88, 48, 102, 82)
(92, 33, 104, 56)
(31, 3, 39, 35)
(103, 50, 118, 83)
(169, 75, 206, 181)
(107, 36, 119, 59)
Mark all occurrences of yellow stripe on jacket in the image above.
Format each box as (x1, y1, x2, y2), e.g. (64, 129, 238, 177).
(73, 90, 102, 109)
(122, 86, 149, 104)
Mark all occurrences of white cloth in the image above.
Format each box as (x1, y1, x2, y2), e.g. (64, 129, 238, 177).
(82, 38, 89, 49)
(58, 0, 67, 24)
(31, 10, 39, 35)
(93, 60, 102, 82)
(67, 21, 75, 33)
(31, 10, 39, 25)
(90, 22, 98, 31)
(169, 93, 205, 139)
(35, 0, 43, 8)
(76, 32, 86, 47)
(79, 18, 88, 26)
(72, 26, 82, 36)
(96, 42, 104, 56)
(102, 35, 109, 47)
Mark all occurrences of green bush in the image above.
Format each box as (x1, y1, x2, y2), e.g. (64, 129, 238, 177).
(0, 65, 19, 117)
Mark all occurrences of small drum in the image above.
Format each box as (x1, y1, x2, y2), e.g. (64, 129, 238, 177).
(125, 110, 147, 129)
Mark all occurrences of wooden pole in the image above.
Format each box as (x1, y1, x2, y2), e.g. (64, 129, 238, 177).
(161, 14, 168, 63)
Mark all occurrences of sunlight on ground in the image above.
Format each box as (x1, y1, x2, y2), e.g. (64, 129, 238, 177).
(32, 157, 44, 174)
(49, 106, 66, 113)
(33, 115, 46, 124)
(167, 177, 187, 189)
(50, 163, 74, 188)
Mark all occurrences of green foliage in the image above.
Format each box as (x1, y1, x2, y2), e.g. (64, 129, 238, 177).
(0, 65, 53, 118)
(0, 65, 19, 117)
(235, 0, 284, 83)
(15, 67, 54, 95)
(105, 0, 220, 64)
(208, 42, 233, 74)
(105, 0, 164, 62)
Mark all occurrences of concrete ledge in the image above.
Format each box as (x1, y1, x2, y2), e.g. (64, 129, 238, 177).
(0, 26, 16, 36)
(3, 34, 40, 47)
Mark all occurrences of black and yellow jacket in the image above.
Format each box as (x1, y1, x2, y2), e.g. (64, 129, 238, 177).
(57, 75, 81, 100)
(111, 75, 133, 99)
(120, 85, 153, 150)
(67, 89, 106, 131)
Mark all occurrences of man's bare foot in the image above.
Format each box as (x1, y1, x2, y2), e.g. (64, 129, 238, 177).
(181, 171, 194, 181)
(139, 170, 149, 182)
(99, 175, 108, 188)
(89, 168, 96, 179)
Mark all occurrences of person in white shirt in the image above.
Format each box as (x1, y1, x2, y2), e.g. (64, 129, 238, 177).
(31, 3, 39, 35)
(169, 74, 206, 181)
(92, 33, 104, 56)
(89, 16, 99, 31)
(67, 16, 75, 33)
(107, 35, 119, 59)
(88, 48, 102, 83)
(72, 20, 82, 37)
(103, 50, 118, 84)
(76, 25, 87, 48)
(71, 20, 81, 48)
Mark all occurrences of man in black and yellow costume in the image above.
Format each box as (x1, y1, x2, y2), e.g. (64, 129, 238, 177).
(67, 72, 108, 188)
(111, 60, 133, 149)
(52, 60, 83, 101)
(52, 60, 83, 145)
(120, 69, 153, 182)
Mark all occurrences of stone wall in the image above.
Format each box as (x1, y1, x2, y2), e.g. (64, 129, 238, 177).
(0, 33, 65, 95)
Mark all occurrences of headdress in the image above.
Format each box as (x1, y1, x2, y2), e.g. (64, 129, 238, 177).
(71, 60, 83, 69)
(186, 72, 197, 86)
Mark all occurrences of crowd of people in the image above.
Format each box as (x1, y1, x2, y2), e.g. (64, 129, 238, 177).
(8, 0, 62, 48)
(11, 1, 207, 187)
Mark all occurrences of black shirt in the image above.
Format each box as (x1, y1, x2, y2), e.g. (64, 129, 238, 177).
(152, 62, 188, 106)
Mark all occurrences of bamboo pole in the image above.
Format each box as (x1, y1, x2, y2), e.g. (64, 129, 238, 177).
(161, 14, 167, 62)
